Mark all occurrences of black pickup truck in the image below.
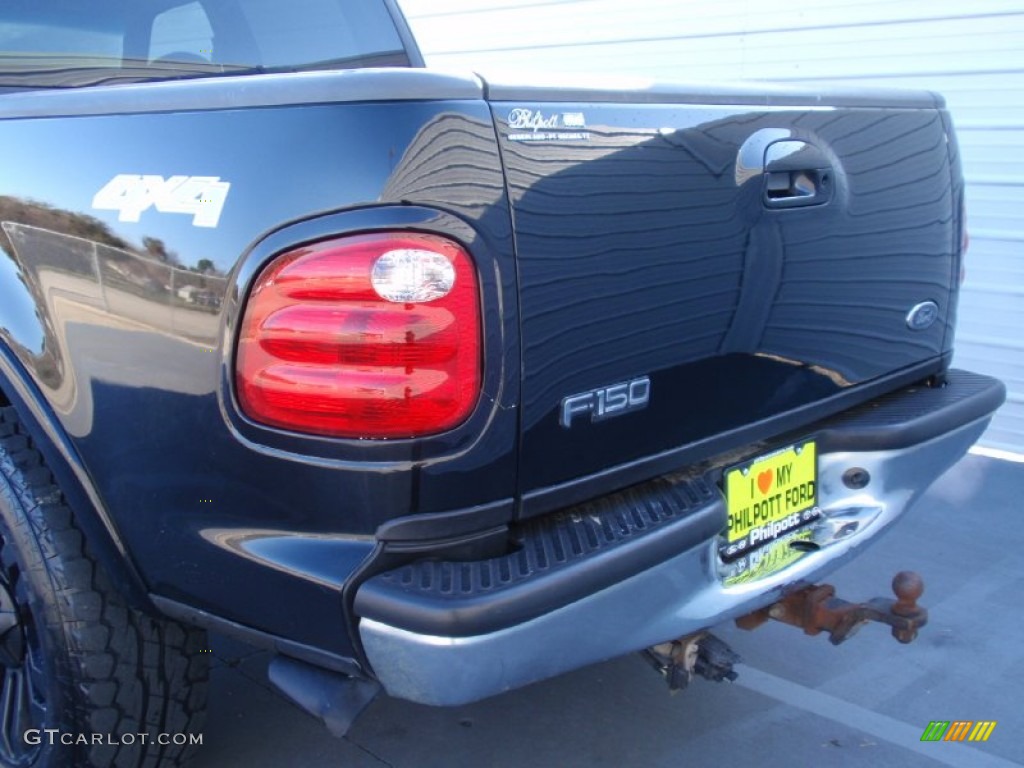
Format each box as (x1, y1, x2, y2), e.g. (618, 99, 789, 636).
(0, 1, 1006, 765)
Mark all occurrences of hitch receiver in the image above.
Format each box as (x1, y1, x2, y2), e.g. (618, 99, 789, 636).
(642, 632, 741, 691)
(735, 571, 927, 645)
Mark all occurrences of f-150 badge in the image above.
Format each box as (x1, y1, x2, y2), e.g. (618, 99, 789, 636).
(92, 174, 231, 228)
(560, 376, 650, 428)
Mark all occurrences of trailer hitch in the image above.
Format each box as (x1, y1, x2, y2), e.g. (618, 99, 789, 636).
(735, 571, 927, 645)
(642, 632, 741, 692)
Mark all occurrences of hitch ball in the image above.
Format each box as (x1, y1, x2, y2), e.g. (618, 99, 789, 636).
(736, 570, 928, 646)
(890, 571, 925, 643)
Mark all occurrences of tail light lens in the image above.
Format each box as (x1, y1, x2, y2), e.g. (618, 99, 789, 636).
(236, 233, 481, 438)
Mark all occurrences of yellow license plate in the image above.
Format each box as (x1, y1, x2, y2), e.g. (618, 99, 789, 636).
(724, 441, 818, 555)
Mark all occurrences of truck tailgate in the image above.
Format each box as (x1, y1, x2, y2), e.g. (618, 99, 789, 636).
(487, 84, 960, 505)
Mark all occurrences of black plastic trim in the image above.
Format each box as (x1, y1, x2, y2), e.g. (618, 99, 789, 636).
(356, 475, 725, 637)
(376, 499, 513, 543)
(152, 595, 365, 678)
(814, 370, 1005, 452)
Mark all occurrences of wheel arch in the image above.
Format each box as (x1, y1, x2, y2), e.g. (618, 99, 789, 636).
(0, 344, 152, 611)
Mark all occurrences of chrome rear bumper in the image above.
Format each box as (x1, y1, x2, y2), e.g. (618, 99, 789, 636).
(358, 373, 1002, 706)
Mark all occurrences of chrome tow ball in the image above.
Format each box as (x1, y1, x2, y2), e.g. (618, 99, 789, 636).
(735, 571, 928, 645)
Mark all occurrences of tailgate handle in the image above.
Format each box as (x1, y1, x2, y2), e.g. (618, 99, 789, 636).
(763, 140, 832, 208)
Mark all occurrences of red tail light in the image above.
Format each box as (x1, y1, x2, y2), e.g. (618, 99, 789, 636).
(236, 233, 481, 438)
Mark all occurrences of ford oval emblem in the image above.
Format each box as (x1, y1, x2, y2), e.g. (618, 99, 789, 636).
(906, 301, 939, 331)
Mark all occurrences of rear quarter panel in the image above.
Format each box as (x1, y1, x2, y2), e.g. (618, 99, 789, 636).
(0, 71, 518, 656)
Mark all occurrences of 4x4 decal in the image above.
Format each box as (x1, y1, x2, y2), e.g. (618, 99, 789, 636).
(92, 174, 231, 228)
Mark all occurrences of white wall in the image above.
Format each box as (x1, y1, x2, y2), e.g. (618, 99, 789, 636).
(399, 0, 1024, 452)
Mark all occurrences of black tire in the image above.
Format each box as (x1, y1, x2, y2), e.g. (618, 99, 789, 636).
(0, 407, 208, 767)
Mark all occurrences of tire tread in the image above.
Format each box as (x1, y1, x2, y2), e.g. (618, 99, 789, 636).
(0, 407, 208, 767)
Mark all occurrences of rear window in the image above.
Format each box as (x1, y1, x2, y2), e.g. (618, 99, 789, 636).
(0, 0, 410, 89)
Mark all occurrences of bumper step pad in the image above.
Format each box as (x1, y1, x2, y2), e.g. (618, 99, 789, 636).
(356, 474, 724, 636)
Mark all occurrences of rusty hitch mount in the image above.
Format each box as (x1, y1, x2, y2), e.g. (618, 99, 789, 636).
(735, 571, 927, 646)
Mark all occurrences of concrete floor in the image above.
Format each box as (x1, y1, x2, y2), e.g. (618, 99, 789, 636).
(193, 454, 1024, 768)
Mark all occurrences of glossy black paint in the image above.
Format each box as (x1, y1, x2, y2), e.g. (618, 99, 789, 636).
(491, 101, 960, 499)
(0, 69, 963, 662)
(0, 76, 518, 655)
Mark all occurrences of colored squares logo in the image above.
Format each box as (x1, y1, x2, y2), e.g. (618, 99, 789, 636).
(921, 721, 997, 742)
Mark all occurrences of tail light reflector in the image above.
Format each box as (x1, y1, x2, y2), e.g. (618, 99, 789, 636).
(236, 233, 481, 438)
